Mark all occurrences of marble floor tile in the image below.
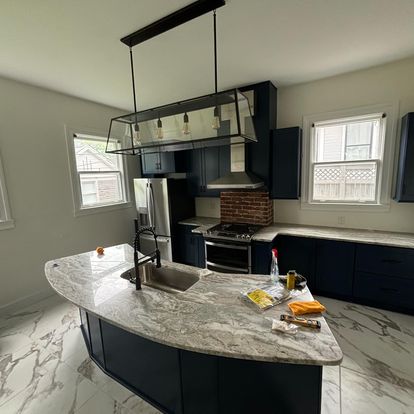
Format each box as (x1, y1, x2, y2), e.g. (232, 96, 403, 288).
(65, 350, 111, 389)
(322, 365, 340, 414)
(75, 390, 132, 414)
(0, 331, 32, 357)
(102, 378, 161, 413)
(317, 296, 414, 390)
(341, 366, 414, 414)
(0, 295, 79, 342)
(0, 362, 98, 414)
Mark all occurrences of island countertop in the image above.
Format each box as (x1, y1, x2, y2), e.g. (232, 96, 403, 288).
(45, 244, 342, 366)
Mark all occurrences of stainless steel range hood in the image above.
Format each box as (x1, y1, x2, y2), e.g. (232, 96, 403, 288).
(207, 143, 264, 190)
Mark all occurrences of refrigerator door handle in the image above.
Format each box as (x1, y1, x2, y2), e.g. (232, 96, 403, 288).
(149, 183, 156, 230)
(146, 182, 152, 228)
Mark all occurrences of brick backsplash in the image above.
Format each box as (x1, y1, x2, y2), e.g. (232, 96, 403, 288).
(220, 191, 273, 225)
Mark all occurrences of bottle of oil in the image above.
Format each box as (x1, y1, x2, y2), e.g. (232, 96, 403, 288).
(287, 270, 296, 290)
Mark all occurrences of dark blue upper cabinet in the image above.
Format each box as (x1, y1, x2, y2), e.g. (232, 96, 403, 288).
(188, 146, 230, 197)
(240, 81, 277, 190)
(271, 127, 302, 199)
(394, 112, 414, 202)
(141, 151, 189, 176)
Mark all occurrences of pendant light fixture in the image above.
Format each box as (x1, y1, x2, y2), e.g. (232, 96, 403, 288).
(182, 112, 190, 135)
(106, 0, 257, 156)
(156, 117, 164, 139)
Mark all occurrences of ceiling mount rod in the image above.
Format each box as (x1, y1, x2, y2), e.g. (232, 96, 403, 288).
(120, 0, 225, 48)
(129, 48, 138, 115)
(213, 10, 218, 94)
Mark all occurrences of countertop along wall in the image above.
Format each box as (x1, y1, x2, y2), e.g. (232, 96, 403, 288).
(0, 76, 140, 309)
(196, 57, 414, 233)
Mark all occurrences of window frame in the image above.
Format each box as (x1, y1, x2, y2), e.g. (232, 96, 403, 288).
(65, 126, 132, 217)
(301, 103, 397, 212)
(0, 150, 14, 230)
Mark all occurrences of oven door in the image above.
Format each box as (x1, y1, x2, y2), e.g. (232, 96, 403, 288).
(205, 239, 251, 274)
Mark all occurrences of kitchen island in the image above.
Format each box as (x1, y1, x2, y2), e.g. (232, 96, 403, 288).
(45, 244, 342, 414)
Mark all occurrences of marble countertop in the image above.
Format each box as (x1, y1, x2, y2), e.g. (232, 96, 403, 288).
(179, 217, 414, 248)
(178, 216, 220, 234)
(45, 244, 342, 366)
(252, 223, 414, 248)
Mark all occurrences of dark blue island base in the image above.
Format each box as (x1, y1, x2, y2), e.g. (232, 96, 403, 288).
(80, 310, 323, 414)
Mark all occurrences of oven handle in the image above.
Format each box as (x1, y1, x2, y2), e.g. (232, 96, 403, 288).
(206, 261, 248, 273)
(205, 241, 248, 250)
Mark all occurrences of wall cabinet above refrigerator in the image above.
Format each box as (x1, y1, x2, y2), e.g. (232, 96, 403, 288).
(141, 151, 190, 176)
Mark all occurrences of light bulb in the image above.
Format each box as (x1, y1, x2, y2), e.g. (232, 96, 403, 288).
(156, 118, 163, 139)
(182, 112, 190, 135)
(132, 123, 141, 146)
(212, 106, 220, 130)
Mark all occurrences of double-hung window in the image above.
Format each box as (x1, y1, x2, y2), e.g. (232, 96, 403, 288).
(67, 130, 130, 215)
(308, 113, 387, 205)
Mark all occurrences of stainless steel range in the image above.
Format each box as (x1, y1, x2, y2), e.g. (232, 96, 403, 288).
(204, 223, 262, 274)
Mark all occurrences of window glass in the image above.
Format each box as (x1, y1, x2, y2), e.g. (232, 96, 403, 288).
(311, 114, 385, 204)
(71, 134, 127, 210)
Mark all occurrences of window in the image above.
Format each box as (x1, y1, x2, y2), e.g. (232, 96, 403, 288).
(302, 105, 396, 210)
(0, 151, 14, 230)
(66, 129, 131, 215)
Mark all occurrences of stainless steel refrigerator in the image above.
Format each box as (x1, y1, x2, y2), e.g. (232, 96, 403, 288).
(133, 178, 195, 261)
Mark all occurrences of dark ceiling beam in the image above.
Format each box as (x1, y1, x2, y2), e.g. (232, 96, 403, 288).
(120, 0, 225, 48)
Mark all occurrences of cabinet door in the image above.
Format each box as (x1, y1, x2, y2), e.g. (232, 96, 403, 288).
(271, 127, 302, 199)
(275, 236, 316, 289)
(142, 152, 176, 175)
(394, 113, 414, 202)
(188, 146, 230, 197)
(196, 235, 206, 268)
(315, 239, 355, 297)
(101, 320, 182, 413)
(251, 241, 272, 275)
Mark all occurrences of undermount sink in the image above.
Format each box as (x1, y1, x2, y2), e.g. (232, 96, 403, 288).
(120, 264, 199, 294)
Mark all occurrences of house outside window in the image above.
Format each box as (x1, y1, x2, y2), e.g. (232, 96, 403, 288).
(302, 105, 396, 211)
(66, 129, 131, 216)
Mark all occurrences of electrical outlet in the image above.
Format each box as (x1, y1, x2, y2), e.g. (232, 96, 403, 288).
(338, 216, 345, 225)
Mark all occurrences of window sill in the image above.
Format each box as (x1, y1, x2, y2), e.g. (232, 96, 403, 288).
(74, 201, 133, 217)
(300, 201, 391, 213)
(0, 219, 15, 230)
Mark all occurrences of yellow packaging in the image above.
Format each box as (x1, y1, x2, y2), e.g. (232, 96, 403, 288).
(247, 289, 276, 310)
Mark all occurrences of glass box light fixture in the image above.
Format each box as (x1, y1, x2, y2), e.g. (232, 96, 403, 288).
(106, 88, 256, 155)
(105, 0, 257, 156)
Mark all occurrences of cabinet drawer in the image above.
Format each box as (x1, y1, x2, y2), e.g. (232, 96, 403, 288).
(355, 244, 414, 279)
(353, 272, 414, 311)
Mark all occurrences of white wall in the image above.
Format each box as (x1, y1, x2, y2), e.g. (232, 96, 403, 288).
(196, 57, 414, 233)
(276, 56, 414, 233)
(0, 76, 139, 308)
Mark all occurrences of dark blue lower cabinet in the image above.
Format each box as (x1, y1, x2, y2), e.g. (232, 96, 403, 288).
(315, 239, 355, 297)
(275, 235, 317, 290)
(101, 320, 182, 414)
(177, 225, 205, 268)
(251, 241, 273, 275)
(87, 313, 105, 367)
(82, 312, 323, 414)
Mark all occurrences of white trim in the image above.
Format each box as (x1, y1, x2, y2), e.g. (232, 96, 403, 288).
(0, 150, 14, 230)
(65, 125, 132, 217)
(301, 103, 398, 212)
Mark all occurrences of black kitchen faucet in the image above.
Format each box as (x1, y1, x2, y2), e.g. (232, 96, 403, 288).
(133, 226, 161, 290)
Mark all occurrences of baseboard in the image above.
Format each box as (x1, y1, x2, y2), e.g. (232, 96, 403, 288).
(0, 287, 56, 315)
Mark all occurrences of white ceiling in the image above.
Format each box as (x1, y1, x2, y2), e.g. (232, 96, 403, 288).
(2, 0, 414, 111)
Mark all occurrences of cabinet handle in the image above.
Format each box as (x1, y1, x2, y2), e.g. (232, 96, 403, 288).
(381, 259, 402, 264)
